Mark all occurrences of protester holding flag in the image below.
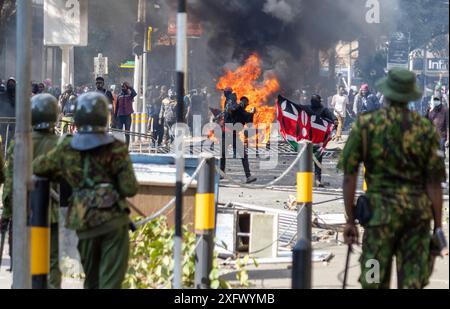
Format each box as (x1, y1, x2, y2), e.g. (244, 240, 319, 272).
(276, 94, 337, 187)
(309, 95, 337, 187)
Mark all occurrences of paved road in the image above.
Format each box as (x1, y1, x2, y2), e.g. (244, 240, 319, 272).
(1, 134, 448, 289)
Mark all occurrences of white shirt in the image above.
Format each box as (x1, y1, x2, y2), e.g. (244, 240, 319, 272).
(332, 94, 348, 117)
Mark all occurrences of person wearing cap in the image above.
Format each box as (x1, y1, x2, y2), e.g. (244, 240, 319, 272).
(338, 68, 447, 289)
(353, 83, 380, 116)
(33, 92, 139, 289)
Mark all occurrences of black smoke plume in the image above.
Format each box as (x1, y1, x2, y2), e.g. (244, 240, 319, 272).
(187, 0, 398, 95)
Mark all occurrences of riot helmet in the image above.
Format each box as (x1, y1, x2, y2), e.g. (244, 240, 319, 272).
(71, 92, 115, 151)
(74, 92, 109, 133)
(31, 94, 58, 131)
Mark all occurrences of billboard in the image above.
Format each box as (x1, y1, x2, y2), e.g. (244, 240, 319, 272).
(168, 15, 202, 38)
(44, 0, 88, 46)
(387, 32, 409, 70)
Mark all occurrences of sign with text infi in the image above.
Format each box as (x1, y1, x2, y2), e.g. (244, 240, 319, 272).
(44, 0, 88, 46)
(426, 58, 449, 72)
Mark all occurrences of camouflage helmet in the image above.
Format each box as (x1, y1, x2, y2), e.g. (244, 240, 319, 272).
(71, 92, 115, 151)
(74, 92, 109, 133)
(31, 94, 58, 130)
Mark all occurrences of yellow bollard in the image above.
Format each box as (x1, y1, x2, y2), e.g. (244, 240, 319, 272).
(30, 177, 50, 289)
(293, 142, 313, 289)
(194, 156, 216, 289)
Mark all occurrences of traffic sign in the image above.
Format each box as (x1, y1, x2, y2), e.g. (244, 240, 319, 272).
(387, 32, 410, 70)
(94, 53, 108, 77)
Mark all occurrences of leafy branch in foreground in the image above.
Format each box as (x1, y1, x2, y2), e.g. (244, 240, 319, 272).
(123, 217, 256, 289)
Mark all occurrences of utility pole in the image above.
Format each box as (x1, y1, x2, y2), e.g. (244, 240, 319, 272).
(13, 0, 33, 289)
(61, 46, 70, 90)
(348, 41, 352, 90)
(142, 1, 148, 114)
(423, 47, 428, 96)
(173, 0, 187, 290)
(133, 0, 145, 113)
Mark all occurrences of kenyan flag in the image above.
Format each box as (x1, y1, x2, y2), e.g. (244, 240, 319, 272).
(276, 95, 334, 151)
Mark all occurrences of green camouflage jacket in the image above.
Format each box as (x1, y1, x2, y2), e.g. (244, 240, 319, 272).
(33, 135, 139, 239)
(2, 131, 60, 223)
(338, 105, 446, 227)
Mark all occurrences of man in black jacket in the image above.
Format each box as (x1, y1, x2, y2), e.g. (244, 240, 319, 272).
(309, 94, 337, 187)
(95, 77, 115, 127)
(221, 95, 257, 184)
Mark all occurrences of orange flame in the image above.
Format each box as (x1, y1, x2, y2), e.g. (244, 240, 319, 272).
(216, 54, 280, 144)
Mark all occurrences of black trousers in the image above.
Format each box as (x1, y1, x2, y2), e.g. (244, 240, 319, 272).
(313, 145, 323, 182)
(117, 115, 132, 146)
(151, 116, 164, 146)
(220, 130, 251, 178)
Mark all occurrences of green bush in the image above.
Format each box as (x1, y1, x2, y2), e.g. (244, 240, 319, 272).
(123, 217, 255, 289)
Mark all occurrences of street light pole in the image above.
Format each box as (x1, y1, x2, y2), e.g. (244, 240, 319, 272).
(133, 0, 145, 112)
(13, 0, 33, 289)
(174, 0, 187, 290)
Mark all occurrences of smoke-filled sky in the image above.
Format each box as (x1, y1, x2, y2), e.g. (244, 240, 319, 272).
(74, 0, 401, 91)
(184, 0, 400, 92)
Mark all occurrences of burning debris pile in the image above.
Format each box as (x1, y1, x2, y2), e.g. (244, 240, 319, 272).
(216, 54, 280, 143)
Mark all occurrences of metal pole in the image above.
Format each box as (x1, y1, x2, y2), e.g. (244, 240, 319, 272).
(142, 0, 148, 115)
(342, 244, 352, 289)
(143, 53, 148, 114)
(61, 46, 70, 90)
(423, 47, 427, 96)
(348, 41, 352, 90)
(30, 177, 50, 289)
(195, 156, 215, 289)
(292, 142, 313, 289)
(173, 0, 187, 289)
(13, 0, 33, 289)
(133, 0, 145, 113)
(69, 46, 74, 86)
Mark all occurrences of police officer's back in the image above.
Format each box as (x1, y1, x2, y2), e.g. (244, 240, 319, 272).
(33, 92, 139, 289)
(2, 94, 62, 288)
(339, 68, 446, 289)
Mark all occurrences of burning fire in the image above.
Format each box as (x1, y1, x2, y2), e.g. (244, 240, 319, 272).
(216, 53, 280, 144)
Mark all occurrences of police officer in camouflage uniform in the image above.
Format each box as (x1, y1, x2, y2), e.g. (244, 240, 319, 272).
(1, 94, 62, 287)
(33, 92, 139, 289)
(338, 68, 446, 289)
